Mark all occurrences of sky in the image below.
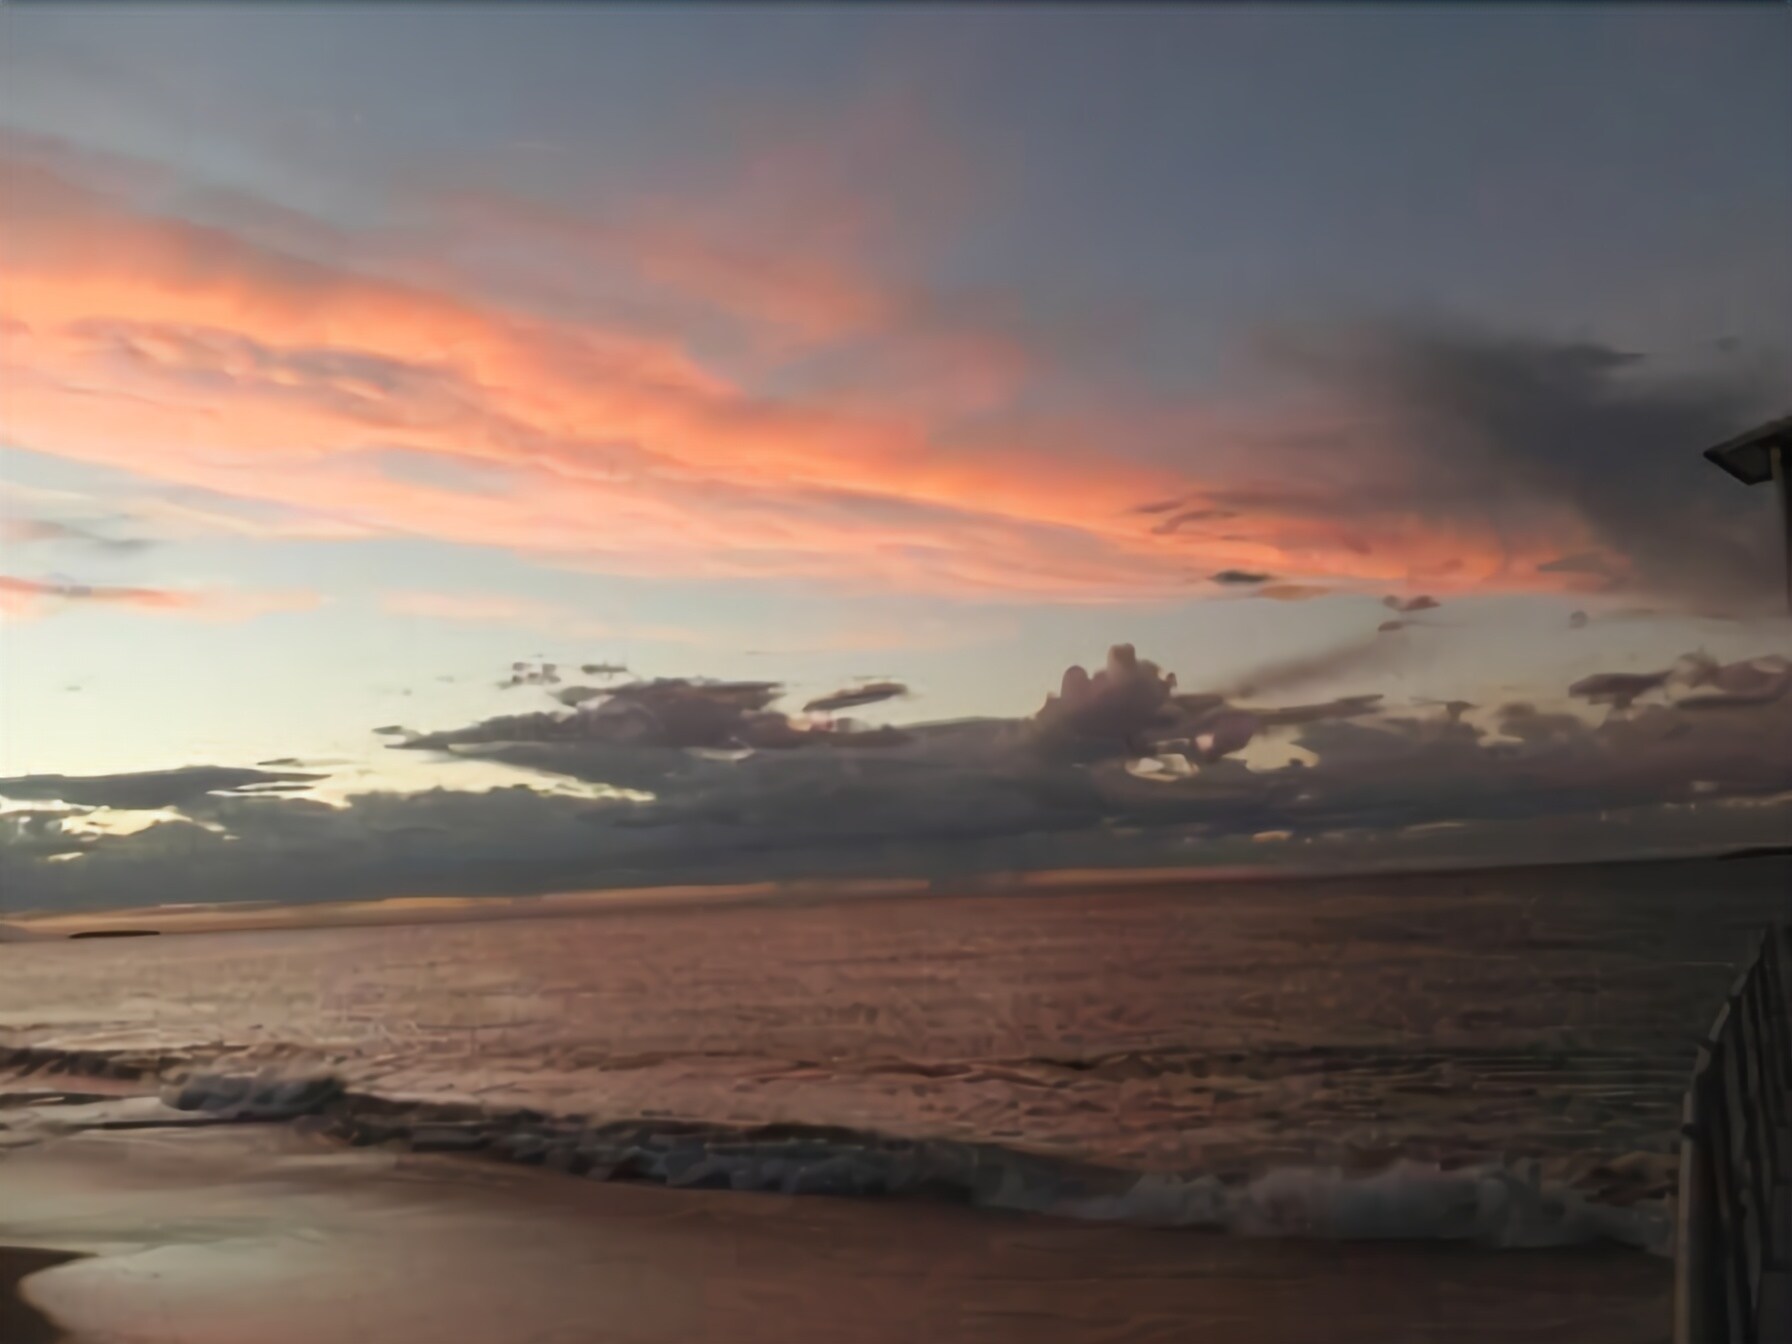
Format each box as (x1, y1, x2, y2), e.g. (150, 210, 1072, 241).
(2, 5, 1790, 912)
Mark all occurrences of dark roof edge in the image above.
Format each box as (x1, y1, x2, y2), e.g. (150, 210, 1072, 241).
(1704, 413, 1792, 485)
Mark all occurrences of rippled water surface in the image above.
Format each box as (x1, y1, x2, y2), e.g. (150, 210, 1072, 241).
(2, 858, 1785, 1187)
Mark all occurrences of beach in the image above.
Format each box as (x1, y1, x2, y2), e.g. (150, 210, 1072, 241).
(1, 1120, 1670, 1344)
(4, 857, 1784, 1342)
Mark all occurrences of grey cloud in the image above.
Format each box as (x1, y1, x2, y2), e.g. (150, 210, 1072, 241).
(1567, 669, 1673, 710)
(1673, 654, 1792, 711)
(1029, 645, 1180, 761)
(501, 661, 562, 689)
(1210, 569, 1274, 586)
(9, 644, 1792, 913)
(1, 518, 155, 554)
(1683, 653, 1790, 695)
(1559, 654, 1787, 712)
(1223, 633, 1410, 699)
(406, 644, 1792, 839)
(1155, 509, 1239, 536)
(1538, 553, 1620, 578)
(804, 681, 909, 714)
(414, 676, 914, 757)
(0, 575, 189, 608)
(1169, 692, 1228, 718)
(413, 678, 783, 752)
(1383, 595, 1440, 613)
(0, 809, 98, 862)
(552, 686, 607, 708)
(0, 766, 326, 810)
(1149, 694, 1385, 768)
(1243, 694, 1385, 728)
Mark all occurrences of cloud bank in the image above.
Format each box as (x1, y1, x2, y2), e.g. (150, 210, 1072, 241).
(4, 645, 1788, 913)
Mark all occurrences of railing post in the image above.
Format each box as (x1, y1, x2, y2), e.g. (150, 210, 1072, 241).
(1678, 925, 1792, 1343)
(1679, 1064, 1712, 1344)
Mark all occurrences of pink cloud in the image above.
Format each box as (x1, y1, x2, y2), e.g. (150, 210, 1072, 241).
(0, 132, 1599, 605)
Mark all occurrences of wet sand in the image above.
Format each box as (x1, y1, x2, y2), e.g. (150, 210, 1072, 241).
(1, 1125, 1670, 1344)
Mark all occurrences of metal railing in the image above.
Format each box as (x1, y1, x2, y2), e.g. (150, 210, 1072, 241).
(1676, 923, 1792, 1343)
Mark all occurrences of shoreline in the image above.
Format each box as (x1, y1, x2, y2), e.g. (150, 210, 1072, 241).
(0, 1123, 1673, 1344)
(0, 1049, 1678, 1252)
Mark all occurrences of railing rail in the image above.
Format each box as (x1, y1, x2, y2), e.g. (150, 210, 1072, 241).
(1675, 923, 1792, 1344)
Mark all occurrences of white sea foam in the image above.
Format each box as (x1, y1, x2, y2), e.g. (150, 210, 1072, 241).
(3, 1046, 1674, 1255)
(1023, 1161, 1670, 1252)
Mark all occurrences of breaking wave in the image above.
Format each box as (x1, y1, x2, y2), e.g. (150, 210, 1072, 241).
(0, 1045, 1673, 1255)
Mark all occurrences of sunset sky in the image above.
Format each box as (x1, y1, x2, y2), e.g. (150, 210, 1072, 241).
(3, 6, 1790, 910)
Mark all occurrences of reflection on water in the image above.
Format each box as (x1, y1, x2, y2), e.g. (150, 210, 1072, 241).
(0, 858, 1784, 1187)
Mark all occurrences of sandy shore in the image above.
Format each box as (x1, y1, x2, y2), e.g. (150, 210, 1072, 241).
(0, 1123, 1670, 1344)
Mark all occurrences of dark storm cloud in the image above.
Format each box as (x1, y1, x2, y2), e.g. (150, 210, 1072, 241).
(1256, 324, 1788, 613)
(0, 766, 326, 810)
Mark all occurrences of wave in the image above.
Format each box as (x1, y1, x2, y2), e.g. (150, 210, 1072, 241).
(0, 1045, 1673, 1255)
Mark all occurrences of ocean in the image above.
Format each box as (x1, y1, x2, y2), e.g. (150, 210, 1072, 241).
(2, 856, 1787, 1257)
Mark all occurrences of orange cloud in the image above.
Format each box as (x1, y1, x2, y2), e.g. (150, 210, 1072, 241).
(0, 134, 1590, 604)
(0, 575, 199, 615)
(0, 575, 314, 621)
